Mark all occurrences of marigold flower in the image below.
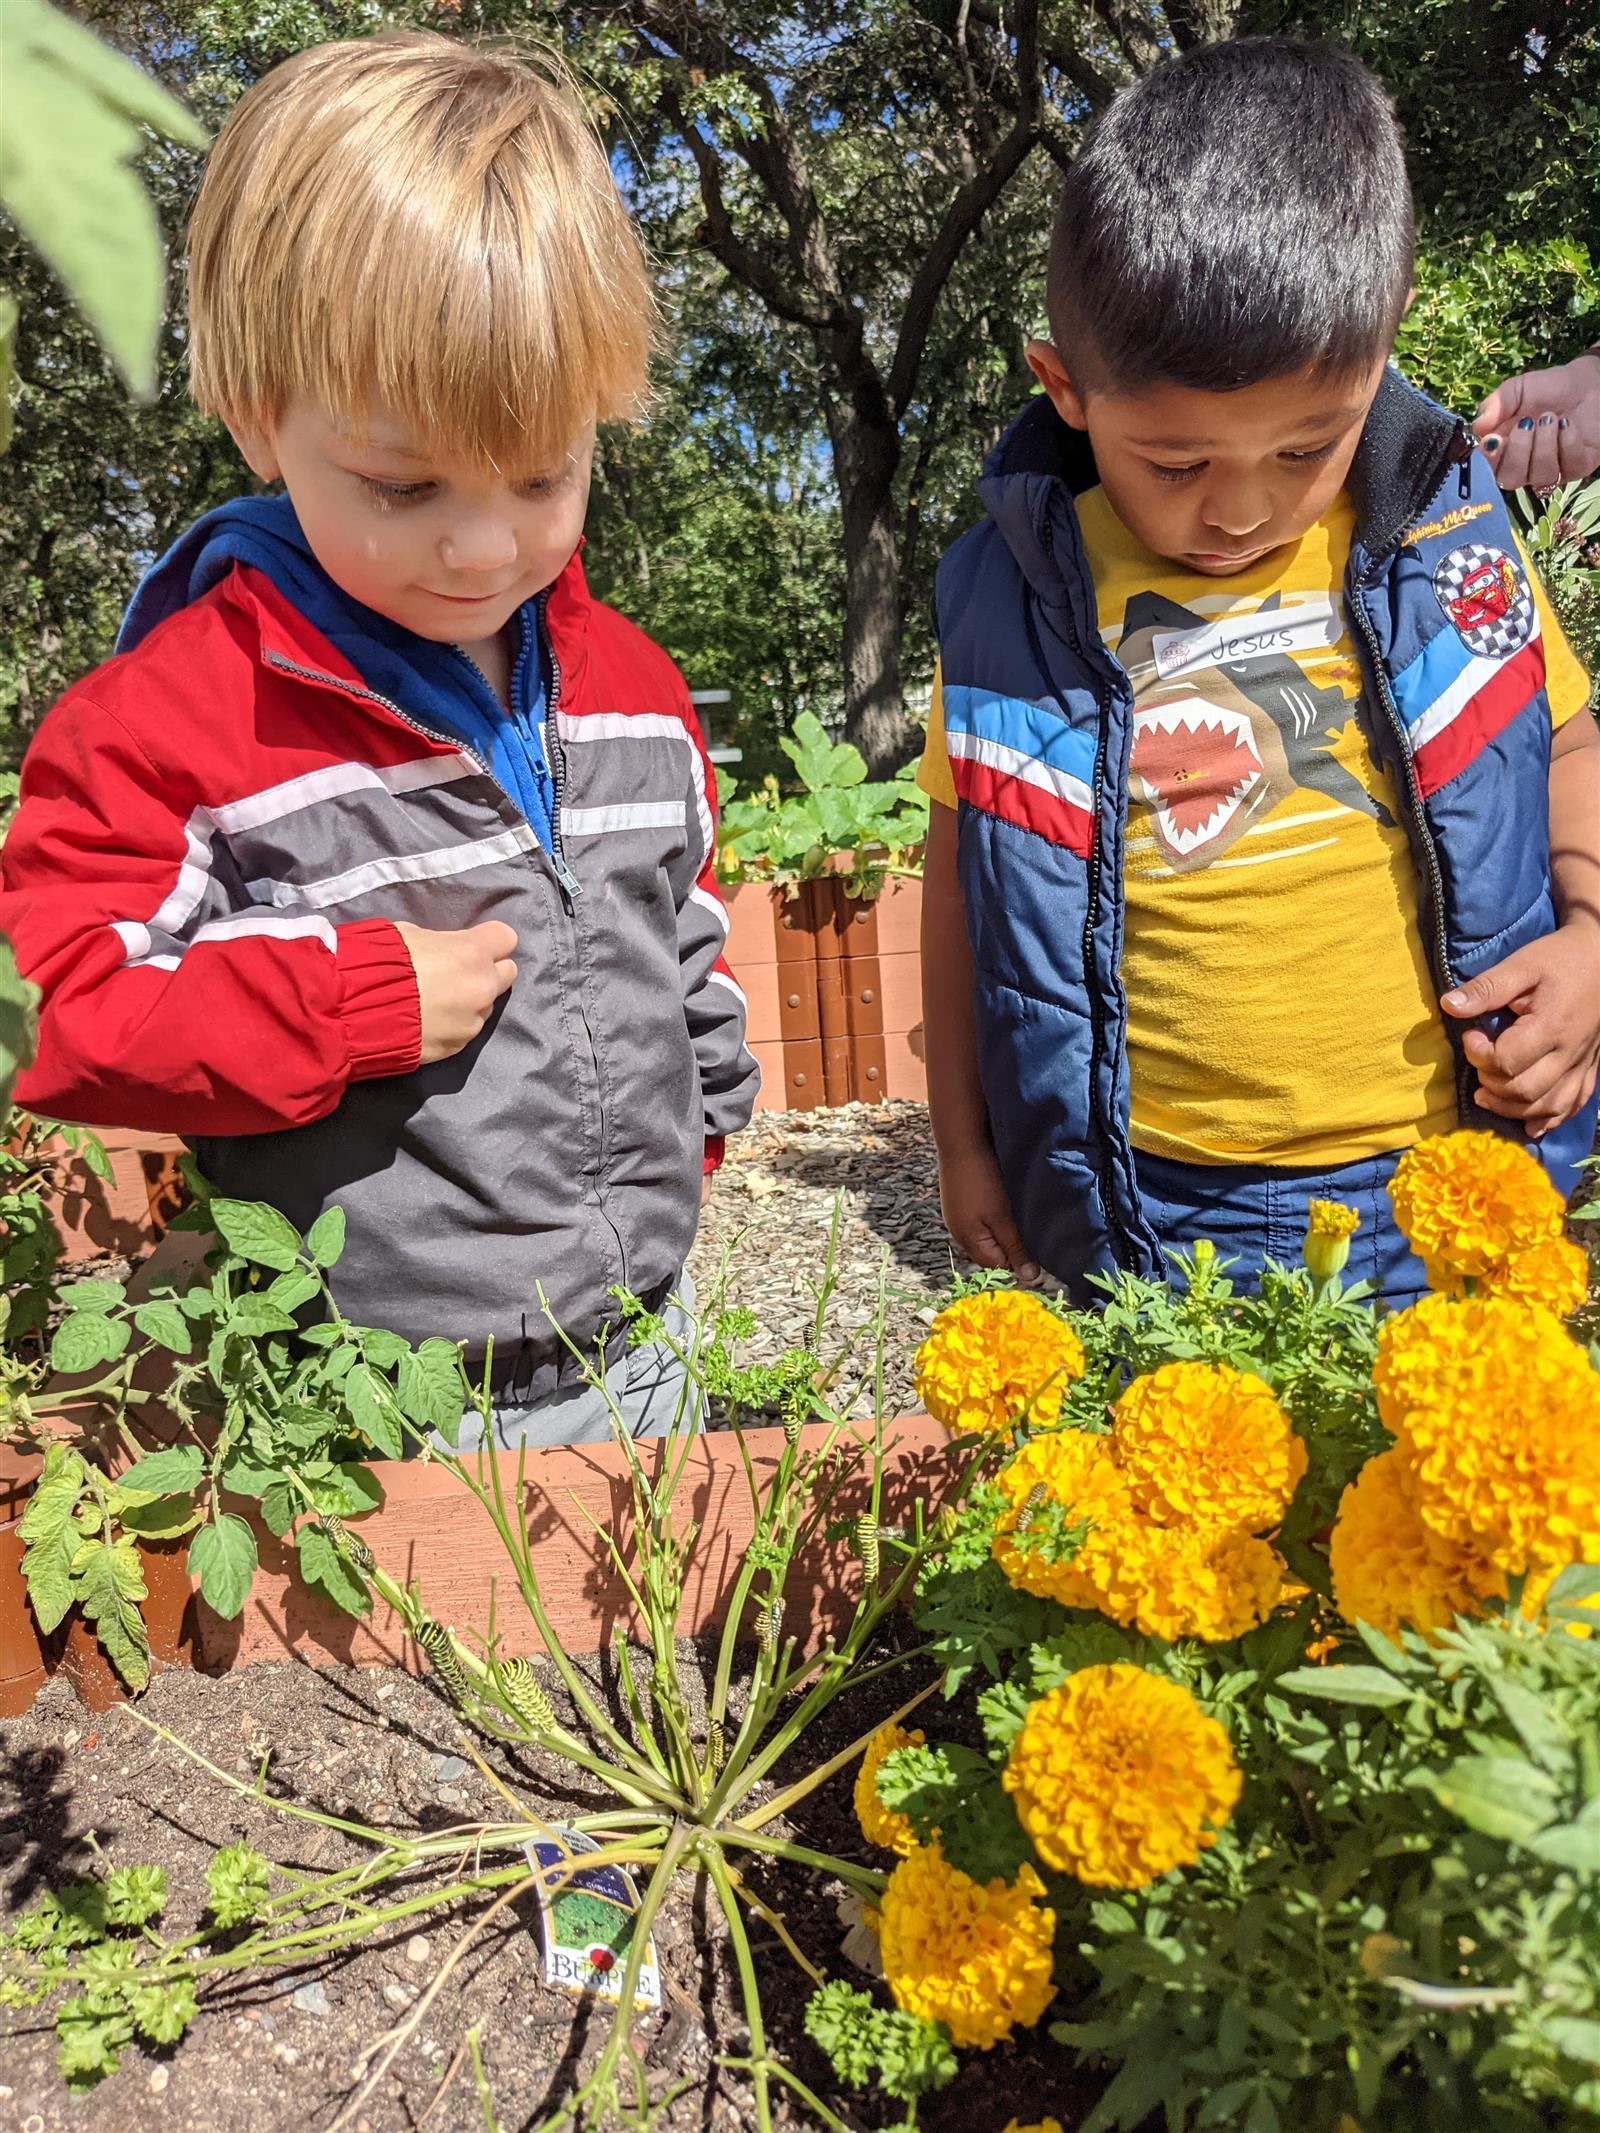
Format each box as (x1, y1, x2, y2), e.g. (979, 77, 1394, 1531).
(875, 1841, 1056, 2048)
(1477, 1234, 1590, 1319)
(852, 1721, 925, 1856)
(1112, 1361, 1306, 1539)
(1388, 1131, 1566, 1290)
(1374, 1295, 1600, 1573)
(1003, 1665, 1240, 1889)
(914, 1291, 1086, 1438)
(990, 1430, 1136, 1611)
(1304, 1199, 1361, 1283)
(1116, 1524, 1288, 1644)
(1328, 1445, 1496, 1637)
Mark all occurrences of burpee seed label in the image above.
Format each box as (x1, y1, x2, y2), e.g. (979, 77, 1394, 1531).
(524, 1828, 662, 2009)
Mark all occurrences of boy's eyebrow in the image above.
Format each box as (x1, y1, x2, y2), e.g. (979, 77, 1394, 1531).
(1126, 411, 1362, 451)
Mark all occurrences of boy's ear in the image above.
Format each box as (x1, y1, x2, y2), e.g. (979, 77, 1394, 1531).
(225, 411, 281, 484)
(1025, 338, 1089, 431)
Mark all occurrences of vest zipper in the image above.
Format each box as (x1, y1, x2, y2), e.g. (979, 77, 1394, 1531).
(1347, 416, 1474, 1116)
(537, 588, 583, 905)
(1037, 510, 1142, 1271)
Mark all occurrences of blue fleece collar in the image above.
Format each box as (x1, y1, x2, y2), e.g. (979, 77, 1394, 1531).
(118, 494, 556, 847)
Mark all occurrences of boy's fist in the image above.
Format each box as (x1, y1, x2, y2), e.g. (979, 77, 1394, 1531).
(395, 920, 518, 1065)
(937, 1144, 1043, 1286)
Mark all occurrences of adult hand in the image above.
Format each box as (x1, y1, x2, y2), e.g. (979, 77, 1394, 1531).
(1441, 922, 1600, 1140)
(937, 1143, 1042, 1284)
(1474, 351, 1600, 489)
(395, 919, 518, 1064)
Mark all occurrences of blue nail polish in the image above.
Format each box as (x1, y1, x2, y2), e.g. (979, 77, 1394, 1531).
(1484, 434, 1501, 450)
(1539, 413, 1553, 425)
(1516, 417, 1535, 430)
(1559, 417, 1571, 429)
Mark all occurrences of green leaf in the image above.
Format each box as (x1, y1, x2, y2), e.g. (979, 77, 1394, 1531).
(105, 1863, 166, 1927)
(1548, 2016, 1600, 2069)
(227, 1293, 299, 1338)
(306, 1206, 346, 1268)
(131, 1298, 192, 1353)
(0, 0, 203, 398)
(356, 1325, 409, 1370)
(343, 1363, 401, 1458)
(396, 1339, 468, 1430)
(301, 1463, 381, 1518)
(54, 1278, 125, 1313)
(259, 1483, 295, 1539)
(1528, 1811, 1600, 1874)
(114, 1494, 200, 1540)
(50, 1309, 131, 1374)
(780, 710, 867, 793)
(71, 1537, 149, 1691)
(1545, 1563, 1600, 1609)
(1275, 1664, 1411, 1709)
(205, 1842, 270, 1930)
(210, 1199, 302, 1272)
(218, 1458, 282, 1499)
(265, 1267, 320, 1315)
(117, 1445, 203, 1497)
(131, 1974, 196, 2045)
(1423, 1754, 1561, 1842)
(296, 1522, 370, 1618)
(189, 1515, 257, 1620)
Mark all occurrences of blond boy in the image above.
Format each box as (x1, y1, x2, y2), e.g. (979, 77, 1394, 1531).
(1, 33, 758, 1442)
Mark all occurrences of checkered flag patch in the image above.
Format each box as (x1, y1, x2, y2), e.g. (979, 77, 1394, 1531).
(1432, 541, 1535, 659)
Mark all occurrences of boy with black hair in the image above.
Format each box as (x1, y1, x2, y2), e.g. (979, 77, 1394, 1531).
(920, 38, 1598, 1301)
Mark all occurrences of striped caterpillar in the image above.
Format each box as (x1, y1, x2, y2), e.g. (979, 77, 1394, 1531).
(497, 1657, 556, 1735)
(753, 1597, 785, 1654)
(318, 1515, 375, 1574)
(415, 1618, 472, 1709)
(853, 1516, 881, 1581)
(706, 1719, 726, 1774)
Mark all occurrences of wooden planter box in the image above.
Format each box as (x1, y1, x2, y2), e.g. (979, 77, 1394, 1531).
(30, 1128, 188, 1263)
(724, 875, 924, 1112)
(0, 1417, 954, 1705)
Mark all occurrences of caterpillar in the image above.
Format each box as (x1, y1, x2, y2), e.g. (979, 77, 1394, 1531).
(935, 1503, 959, 1542)
(1017, 1485, 1048, 1537)
(706, 1719, 726, 1774)
(753, 1597, 785, 1655)
(415, 1618, 472, 1709)
(497, 1657, 556, 1736)
(853, 1516, 881, 1581)
(318, 1515, 375, 1574)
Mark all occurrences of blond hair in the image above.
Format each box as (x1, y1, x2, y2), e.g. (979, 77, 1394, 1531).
(186, 31, 654, 468)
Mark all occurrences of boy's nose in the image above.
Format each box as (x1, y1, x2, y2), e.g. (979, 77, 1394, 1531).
(439, 514, 519, 575)
(1201, 490, 1273, 540)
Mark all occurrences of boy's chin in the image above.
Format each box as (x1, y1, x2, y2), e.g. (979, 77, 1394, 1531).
(1174, 544, 1277, 576)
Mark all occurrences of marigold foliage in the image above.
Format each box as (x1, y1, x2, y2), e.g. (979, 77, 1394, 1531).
(854, 1721, 925, 1856)
(875, 1841, 1056, 2048)
(913, 1291, 1085, 1437)
(1002, 1665, 1241, 1888)
(1113, 1360, 1306, 1539)
(1388, 1130, 1565, 1289)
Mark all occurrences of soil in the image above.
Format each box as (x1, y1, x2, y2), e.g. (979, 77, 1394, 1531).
(689, 1102, 956, 1419)
(0, 1640, 1100, 2133)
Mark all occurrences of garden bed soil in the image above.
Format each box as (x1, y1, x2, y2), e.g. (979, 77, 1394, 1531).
(0, 1646, 1099, 2133)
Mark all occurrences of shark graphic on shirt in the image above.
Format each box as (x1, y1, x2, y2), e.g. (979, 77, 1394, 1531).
(1117, 589, 1395, 873)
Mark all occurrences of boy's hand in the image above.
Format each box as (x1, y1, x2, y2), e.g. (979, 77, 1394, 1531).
(395, 920, 518, 1065)
(1441, 921, 1600, 1139)
(938, 1144, 1042, 1285)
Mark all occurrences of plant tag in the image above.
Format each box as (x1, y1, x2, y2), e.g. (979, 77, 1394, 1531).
(523, 1828, 661, 2009)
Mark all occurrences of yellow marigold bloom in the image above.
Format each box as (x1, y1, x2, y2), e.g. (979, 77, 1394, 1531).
(1003, 1665, 1241, 1889)
(1112, 1361, 1307, 1539)
(914, 1291, 1086, 1438)
(1388, 1130, 1565, 1289)
(1478, 1234, 1590, 1319)
(853, 1721, 925, 1856)
(1118, 1524, 1287, 1644)
(875, 1842, 1056, 2049)
(1375, 1295, 1600, 1573)
(990, 1430, 1135, 1611)
(1328, 1445, 1495, 1637)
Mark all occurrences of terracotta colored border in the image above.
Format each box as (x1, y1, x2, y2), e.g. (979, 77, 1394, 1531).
(191, 1415, 956, 1673)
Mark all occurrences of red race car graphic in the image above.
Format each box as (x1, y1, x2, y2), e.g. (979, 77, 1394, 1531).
(1445, 555, 1517, 634)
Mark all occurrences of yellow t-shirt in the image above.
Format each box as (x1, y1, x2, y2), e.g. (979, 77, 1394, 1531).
(920, 487, 1590, 1165)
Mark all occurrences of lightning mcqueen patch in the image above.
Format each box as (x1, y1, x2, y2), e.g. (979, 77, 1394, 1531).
(1432, 542, 1535, 659)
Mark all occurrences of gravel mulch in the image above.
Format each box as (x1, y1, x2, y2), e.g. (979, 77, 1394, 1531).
(688, 1101, 957, 1417)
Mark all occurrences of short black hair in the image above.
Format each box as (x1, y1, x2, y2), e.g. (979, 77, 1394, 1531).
(1047, 38, 1414, 394)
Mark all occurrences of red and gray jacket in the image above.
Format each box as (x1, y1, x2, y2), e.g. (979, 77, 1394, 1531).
(1, 534, 759, 1394)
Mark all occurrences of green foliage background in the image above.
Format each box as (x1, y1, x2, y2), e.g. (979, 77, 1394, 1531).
(0, 1, 1594, 776)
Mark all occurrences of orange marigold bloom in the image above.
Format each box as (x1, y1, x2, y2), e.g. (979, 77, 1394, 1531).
(876, 1842, 1056, 2048)
(990, 1429, 1137, 1612)
(1328, 1445, 1496, 1638)
(914, 1291, 1086, 1438)
(1477, 1234, 1590, 1319)
(1387, 1131, 1565, 1290)
(1112, 1361, 1307, 1539)
(852, 1721, 926, 1857)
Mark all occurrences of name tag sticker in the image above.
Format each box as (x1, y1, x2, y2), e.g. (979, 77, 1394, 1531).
(1150, 598, 1339, 681)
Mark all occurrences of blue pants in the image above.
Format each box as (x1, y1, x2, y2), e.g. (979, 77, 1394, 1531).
(1133, 1147, 1433, 1306)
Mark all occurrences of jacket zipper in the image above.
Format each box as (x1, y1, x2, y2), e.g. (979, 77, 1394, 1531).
(536, 589, 583, 904)
(1037, 509, 1142, 1270)
(1347, 417, 1474, 1114)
